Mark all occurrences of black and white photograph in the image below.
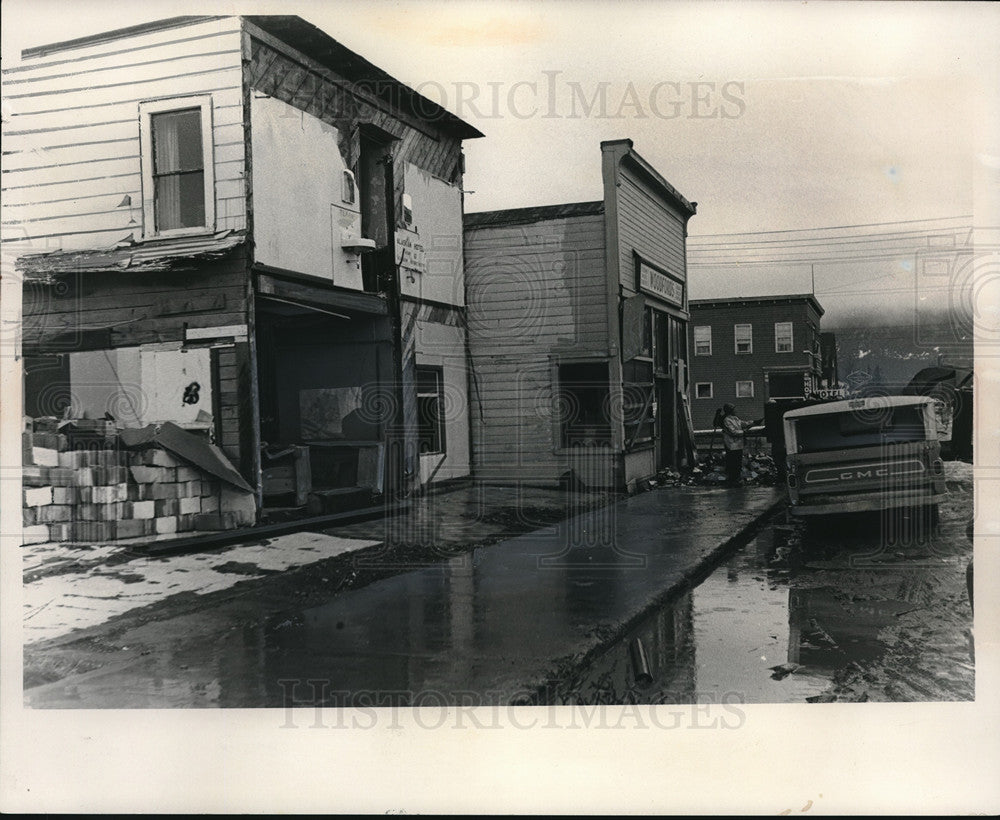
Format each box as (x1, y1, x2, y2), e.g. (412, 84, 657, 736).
(1, 0, 998, 813)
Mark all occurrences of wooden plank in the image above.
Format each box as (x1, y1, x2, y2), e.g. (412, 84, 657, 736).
(255, 269, 389, 315)
(5, 45, 244, 97)
(2, 186, 142, 222)
(8, 68, 244, 116)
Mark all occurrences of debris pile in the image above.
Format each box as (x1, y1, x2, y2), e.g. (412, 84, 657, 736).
(647, 450, 781, 489)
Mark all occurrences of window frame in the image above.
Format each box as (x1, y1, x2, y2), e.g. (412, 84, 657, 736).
(735, 380, 754, 398)
(693, 325, 712, 356)
(695, 382, 714, 400)
(554, 360, 612, 451)
(775, 321, 794, 353)
(139, 96, 215, 239)
(415, 365, 447, 456)
(734, 323, 753, 355)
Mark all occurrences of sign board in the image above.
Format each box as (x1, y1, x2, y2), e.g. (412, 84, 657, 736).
(395, 229, 427, 275)
(813, 387, 849, 400)
(637, 261, 684, 307)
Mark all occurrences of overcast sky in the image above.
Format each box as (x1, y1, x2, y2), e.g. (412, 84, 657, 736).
(3, 0, 998, 327)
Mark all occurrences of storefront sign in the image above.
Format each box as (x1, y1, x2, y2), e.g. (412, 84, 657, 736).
(637, 261, 684, 307)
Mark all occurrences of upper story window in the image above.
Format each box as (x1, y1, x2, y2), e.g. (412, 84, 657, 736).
(140, 97, 215, 237)
(775, 322, 794, 353)
(342, 170, 357, 205)
(734, 323, 752, 354)
(694, 325, 712, 356)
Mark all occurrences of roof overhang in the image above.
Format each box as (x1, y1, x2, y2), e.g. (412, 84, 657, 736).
(15, 231, 248, 282)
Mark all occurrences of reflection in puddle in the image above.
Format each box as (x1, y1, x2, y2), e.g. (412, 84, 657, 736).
(565, 528, 902, 704)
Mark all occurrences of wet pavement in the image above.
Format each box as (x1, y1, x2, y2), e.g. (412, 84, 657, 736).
(23, 485, 781, 707)
(22, 463, 973, 708)
(559, 461, 975, 704)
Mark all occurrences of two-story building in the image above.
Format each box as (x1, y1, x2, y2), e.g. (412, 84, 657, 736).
(4, 15, 482, 539)
(686, 294, 831, 431)
(463, 139, 697, 492)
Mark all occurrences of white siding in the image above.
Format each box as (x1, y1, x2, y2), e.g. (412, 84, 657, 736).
(616, 169, 688, 299)
(1, 18, 246, 255)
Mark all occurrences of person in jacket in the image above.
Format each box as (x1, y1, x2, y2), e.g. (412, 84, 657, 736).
(720, 404, 761, 486)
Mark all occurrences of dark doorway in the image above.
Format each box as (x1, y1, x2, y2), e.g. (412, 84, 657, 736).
(358, 129, 396, 292)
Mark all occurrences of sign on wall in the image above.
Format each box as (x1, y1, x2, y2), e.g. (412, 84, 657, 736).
(637, 260, 684, 307)
(395, 229, 427, 277)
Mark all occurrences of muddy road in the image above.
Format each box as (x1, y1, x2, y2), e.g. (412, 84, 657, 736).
(558, 462, 975, 704)
(22, 465, 973, 707)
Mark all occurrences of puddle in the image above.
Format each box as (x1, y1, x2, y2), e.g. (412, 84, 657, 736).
(563, 528, 906, 704)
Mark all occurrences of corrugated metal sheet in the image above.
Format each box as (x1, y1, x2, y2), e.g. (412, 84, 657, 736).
(17, 230, 248, 280)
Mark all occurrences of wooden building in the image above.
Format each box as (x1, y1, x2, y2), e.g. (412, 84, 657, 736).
(4, 15, 482, 537)
(463, 139, 697, 492)
(686, 294, 831, 431)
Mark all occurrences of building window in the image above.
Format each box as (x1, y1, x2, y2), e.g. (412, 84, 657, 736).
(695, 382, 713, 399)
(734, 323, 752, 354)
(694, 326, 712, 356)
(557, 361, 611, 448)
(775, 322, 794, 353)
(342, 170, 357, 205)
(736, 380, 754, 398)
(416, 367, 446, 454)
(623, 359, 654, 449)
(140, 97, 215, 237)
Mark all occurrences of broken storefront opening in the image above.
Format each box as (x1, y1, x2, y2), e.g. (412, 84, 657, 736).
(254, 292, 395, 518)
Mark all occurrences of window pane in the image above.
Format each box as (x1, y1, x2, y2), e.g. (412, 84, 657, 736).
(794, 406, 926, 453)
(416, 368, 445, 454)
(735, 324, 752, 353)
(776, 322, 793, 352)
(155, 171, 205, 230)
(152, 109, 203, 173)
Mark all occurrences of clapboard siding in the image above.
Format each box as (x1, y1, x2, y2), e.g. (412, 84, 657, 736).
(464, 212, 609, 482)
(4, 19, 239, 75)
(2, 101, 244, 144)
(2, 28, 245, 252)
(3, 43, 244, 95)
(616, 169, 688, 296)
(7, 67, 245, 116)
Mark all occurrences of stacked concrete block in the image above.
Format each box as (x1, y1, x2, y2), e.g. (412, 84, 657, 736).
(23, 419, 257, 543)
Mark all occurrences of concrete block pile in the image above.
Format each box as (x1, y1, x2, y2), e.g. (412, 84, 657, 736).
(21, 420, 255, 545)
